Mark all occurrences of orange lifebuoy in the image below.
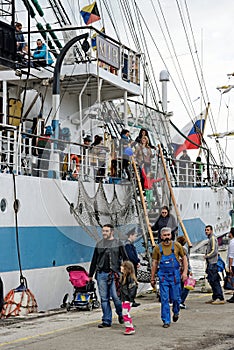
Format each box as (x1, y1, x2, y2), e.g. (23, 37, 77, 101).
(70, 154, 80, 165)
(70, 154, 80, 179)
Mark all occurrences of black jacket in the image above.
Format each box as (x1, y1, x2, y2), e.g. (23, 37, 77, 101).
(125, 240, 140, 266)
(120, 275, 137, 302)
(89, 238, 129, 277)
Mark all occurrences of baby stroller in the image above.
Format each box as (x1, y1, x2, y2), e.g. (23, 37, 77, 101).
(62, 265, 100, 311)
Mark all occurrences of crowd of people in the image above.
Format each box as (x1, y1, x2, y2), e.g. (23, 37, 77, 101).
(86, 221, 234, 335)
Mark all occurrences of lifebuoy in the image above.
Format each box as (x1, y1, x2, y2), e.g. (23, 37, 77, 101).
(70, 154, 80, 180)
(70, 154, 79, 165)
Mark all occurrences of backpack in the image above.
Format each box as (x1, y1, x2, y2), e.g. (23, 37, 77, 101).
(217, 255, 225, 273)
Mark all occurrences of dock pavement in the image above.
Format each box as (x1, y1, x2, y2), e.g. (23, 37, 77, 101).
(0, 289, 233, 350)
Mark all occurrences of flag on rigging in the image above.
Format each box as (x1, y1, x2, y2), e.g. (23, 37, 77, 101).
(171, 113, 206, 157)
(80, 1, 101, 25)
(91, 27, 105, 50)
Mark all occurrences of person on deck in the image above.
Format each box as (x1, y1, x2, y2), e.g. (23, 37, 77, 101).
(179, 150, 191, 186)
(37, 125, 52, 177)
(151, 205, 178, 242)
(124, 228, 141, 307)
(141, 167, 163, 210)
(32, 39, 53, 67)
(204, 225, 225, 304)
(195, 156, 204, 186)
(151, 227, 188, 328)
(119, 129, 133, 180)
(226, 227, 234, 303)
(15, 22, 25, 53)
(134, 136, 154, 175)
(134, 128, 155, 149)
(89, 224, 129, 328)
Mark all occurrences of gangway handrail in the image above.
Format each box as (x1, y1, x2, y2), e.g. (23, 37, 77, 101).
(131, 156, 155, 248)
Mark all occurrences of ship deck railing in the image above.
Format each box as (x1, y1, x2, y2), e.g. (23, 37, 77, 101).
(0, 125, 234, 189)
(5, 25, 141, 87)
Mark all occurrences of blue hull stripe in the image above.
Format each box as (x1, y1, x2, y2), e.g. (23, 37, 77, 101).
(0, 226, 98, 272)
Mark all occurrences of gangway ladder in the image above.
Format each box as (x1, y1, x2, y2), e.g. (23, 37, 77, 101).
(158, 144, 192, 247)
(131, 157, 155, 249)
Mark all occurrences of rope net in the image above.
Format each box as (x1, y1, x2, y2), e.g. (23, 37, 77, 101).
(72, 181, 138, 240)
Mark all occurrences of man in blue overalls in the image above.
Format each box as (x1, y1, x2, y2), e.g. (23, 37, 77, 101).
(151, 227, 188, 328)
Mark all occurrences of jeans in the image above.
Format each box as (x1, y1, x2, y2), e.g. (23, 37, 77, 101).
(96, 271, 122, 325)
(158, 271, 181, 325)
(181, 285, 189, 304)
(206, 263, 224, 300)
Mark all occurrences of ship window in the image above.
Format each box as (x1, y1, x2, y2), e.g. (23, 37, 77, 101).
(0, 198, 7, 212)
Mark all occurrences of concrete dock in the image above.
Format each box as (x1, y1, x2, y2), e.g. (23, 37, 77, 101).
(0, 289, 233, 350)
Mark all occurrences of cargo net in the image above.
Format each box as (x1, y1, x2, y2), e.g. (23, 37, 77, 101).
(1, 288, 38, 318)
(72, 181, 138, 241)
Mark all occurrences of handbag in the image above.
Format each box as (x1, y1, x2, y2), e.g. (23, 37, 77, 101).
(184, 276, 196, 290)
(223, 275, 234, 290)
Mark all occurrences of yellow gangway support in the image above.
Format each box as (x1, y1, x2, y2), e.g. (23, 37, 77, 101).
(158, 144, 192, 248)
(131, 157, 155, 247)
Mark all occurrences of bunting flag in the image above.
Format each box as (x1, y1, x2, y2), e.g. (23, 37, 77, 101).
(171, 114, 205, 157)
(91, 27, 105, 50)
(80, 1, 101, 25)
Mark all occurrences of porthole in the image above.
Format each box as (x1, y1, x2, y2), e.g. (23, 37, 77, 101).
(0, 198, 7, 212)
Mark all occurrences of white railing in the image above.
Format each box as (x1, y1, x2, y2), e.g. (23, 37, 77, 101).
(0, 125, 233, 188)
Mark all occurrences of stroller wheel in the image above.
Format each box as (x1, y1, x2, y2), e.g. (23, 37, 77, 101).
(93, 300, 100, 309)
(87, 302, 93, 311)
(66, 302, 71, 311)
(61, 293, 69, 308)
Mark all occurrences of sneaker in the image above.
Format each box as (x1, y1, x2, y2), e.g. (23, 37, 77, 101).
(124, 328, 135, 335)
(163, 323, 170, 328)
(180, 303, 186, 309)
(211, 299, 225, 305)
(205, 299, 214, 304)
(132, 302, 141, 307)
(227, 297, 234, 303)
(98, 323, 111, 328)
(173, 314, 179, 322)
(118, 316, 124, 324)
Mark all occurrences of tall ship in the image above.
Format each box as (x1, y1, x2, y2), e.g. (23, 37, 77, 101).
(0, 0, 233, 311)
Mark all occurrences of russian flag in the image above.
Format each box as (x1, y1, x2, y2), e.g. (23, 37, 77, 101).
(171, 116, 205, 158)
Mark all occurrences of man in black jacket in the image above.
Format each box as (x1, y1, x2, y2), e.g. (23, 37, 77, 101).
(89, 224, 129, 328)
(125, 228, 141, 307)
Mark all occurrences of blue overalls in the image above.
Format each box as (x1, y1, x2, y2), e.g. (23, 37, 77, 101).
(158, 243, 181, 325)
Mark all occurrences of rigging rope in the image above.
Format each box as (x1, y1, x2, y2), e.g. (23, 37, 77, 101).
(12, 173, 25, 284)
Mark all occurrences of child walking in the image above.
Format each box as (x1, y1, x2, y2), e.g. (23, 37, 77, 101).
(120, 261, 138, 335)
